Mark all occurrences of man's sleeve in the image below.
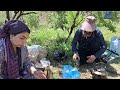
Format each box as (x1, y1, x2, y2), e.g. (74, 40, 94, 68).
(94, 31, 107, 58)
(72, 29, 81, 53)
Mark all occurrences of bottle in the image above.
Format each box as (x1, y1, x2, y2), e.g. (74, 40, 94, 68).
(46, 66, 53, 79)
(75, 60, 80, 66)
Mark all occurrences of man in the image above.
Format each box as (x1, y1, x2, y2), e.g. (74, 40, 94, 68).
(72, 16, 107, 65)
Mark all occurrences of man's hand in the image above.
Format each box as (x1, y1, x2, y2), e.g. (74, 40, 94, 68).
(73, 53, 80, 61)
(86, 55, 96, 63)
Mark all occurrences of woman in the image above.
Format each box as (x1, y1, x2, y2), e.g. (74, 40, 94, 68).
(0, 20, 47, 79)
(72, 16, 107, 65)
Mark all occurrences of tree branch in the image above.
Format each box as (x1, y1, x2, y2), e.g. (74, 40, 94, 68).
(65, 11, 80, 43)
(15, 11, 23, 20)
(12, 11, 19, 19)
(75, 18, 84, 27)
(16, 11, 37, 20)
(6, 11, 10, 21)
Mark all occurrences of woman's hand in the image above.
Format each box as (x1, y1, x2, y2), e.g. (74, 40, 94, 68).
(33, 71, 47, 79)
(30, 66, 47, 79)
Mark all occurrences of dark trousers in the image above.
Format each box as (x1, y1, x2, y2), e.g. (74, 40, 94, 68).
(78, 50, 101, 65)
(78, 38, 101, 65)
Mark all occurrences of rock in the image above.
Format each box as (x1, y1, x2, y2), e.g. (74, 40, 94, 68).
(27, 45, 47, 61)
(91, 71, 107, 79)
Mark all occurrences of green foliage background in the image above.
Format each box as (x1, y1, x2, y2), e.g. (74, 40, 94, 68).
(0, 11, 120, 62)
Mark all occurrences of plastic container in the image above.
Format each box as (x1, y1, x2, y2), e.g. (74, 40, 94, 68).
(110, 37, 120, 55)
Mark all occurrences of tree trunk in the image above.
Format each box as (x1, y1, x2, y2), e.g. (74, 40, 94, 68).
(6, 11, 10, 22)
(5, 11, 37, 23)
(65, 11, 80, 43)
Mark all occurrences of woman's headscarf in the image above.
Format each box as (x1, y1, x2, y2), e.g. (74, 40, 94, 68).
(0, 20, 30, 38)
(0, 20, 30, 79)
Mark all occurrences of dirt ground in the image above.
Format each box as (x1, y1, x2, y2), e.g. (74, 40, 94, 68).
(48, 60, 120, 79)
(35, 57, 120, 79)
(79, 63, 120, 79)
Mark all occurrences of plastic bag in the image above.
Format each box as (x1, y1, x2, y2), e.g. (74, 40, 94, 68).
(40, 58, 50, 68)
(53, 51, 68, 62)
(110, 37, 120, 55)
(62, 65, 80, 79)
(104, 11, 112, 19)
(27, 45, 47, 61)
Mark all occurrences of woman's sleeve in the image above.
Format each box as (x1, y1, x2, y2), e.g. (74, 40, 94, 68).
(22, 46, 36, 73)
(0, 39, 6, 77)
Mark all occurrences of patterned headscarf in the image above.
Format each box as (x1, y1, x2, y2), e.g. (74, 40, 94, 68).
(0, 20, 30, 79)
(0, 20, 30, 38)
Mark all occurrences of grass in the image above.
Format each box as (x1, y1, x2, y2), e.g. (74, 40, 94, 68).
(27, 27, 73, 60)
(100, 25, 120, 47)
(27, 22, 120, 65)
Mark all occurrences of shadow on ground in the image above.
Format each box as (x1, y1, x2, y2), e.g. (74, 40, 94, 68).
(49, 57, 120, 79)
(78, 62, 120, 79)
